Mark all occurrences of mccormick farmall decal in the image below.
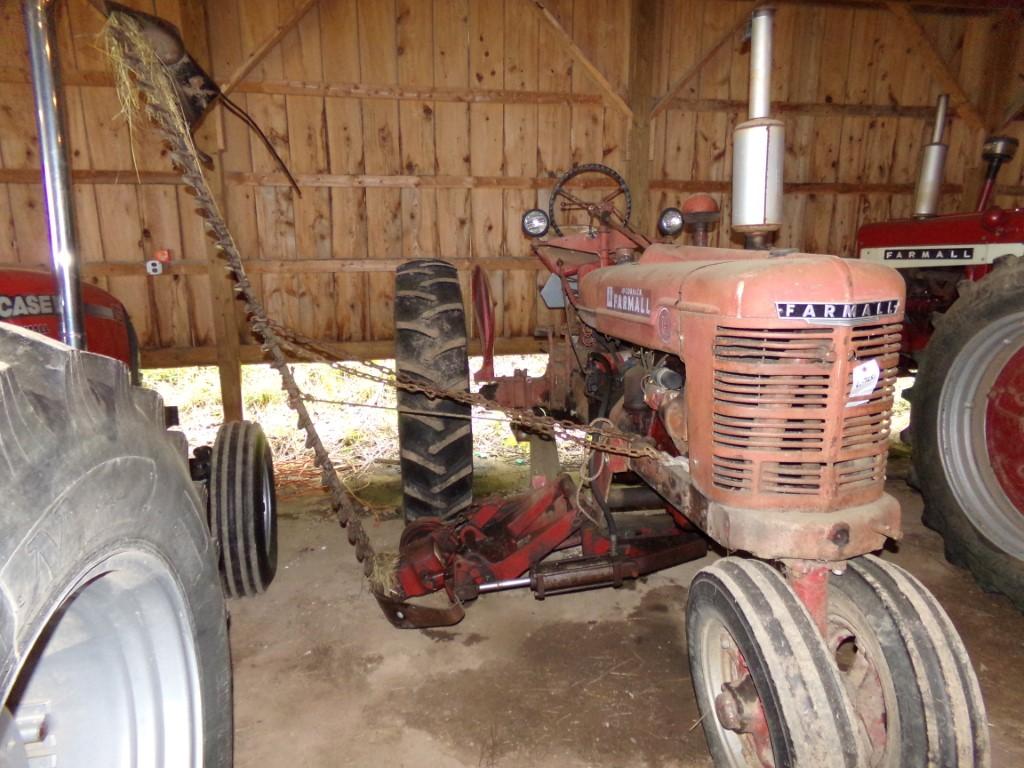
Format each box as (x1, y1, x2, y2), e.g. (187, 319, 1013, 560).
(606, 286, 651, 317)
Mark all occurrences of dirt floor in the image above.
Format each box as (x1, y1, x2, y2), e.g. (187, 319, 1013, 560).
(229, 455, 1024, 767)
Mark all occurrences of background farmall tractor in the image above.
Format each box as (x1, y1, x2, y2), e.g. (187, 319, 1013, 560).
(390, 8, 990, 766)
(857, 95, 1024, 610)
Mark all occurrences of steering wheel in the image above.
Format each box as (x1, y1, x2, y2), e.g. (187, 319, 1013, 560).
(547, 163, 632, 237)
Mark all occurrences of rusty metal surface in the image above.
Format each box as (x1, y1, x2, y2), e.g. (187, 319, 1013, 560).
(704, 493, 902, 561)
(375, 595, 466, 629)
(687, 313, 903, 512)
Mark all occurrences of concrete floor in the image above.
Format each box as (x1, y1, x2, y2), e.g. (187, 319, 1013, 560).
(229, 457, 1024, 767)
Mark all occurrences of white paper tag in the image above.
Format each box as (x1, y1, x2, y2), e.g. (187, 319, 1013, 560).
(848, 359, 880, 407)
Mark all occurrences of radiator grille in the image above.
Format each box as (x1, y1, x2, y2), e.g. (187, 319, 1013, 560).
(842, 323, 901, 450)
(712, 414, 825, 451)
(711, 321, 900, 500)
(761, 462, 825, 495)
(714, 327, 834, 363)
(713, 371, 830, 408)
(835, 455, 886, 490)
(712, 455, 753, 492)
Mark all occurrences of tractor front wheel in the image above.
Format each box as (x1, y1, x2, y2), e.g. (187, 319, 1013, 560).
(913, 256, 1024, 609)
(209, 420, 278, 598)
(687, 558, 864, 768)
(828, 556, 988, 767)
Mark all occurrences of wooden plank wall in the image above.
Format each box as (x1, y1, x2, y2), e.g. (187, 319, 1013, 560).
(1, 0, 1021, 369)
(205, 0, 632, 362)
(0, 0, 216, 356)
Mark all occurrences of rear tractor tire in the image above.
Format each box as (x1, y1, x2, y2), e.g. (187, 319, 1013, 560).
(0, 325, 232, 767)
(394, 260, 474, 523)
(913, 256, 1024, 609)
(209, 420, 278, 598)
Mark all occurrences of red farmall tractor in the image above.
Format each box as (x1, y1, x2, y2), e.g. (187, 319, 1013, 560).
(857, 94, 1024, 610)
(388, 9, 989, 766)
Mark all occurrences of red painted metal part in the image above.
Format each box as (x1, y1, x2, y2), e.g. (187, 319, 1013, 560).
(857, 207, 1024, 251)
(383, 472, 707, 627)
(392, 478, 579, 601)
(471, 265, 496, 382)
(0, 267, 133, 366)
(986, 344, 1024, 515)
(785, 561, 830, 638)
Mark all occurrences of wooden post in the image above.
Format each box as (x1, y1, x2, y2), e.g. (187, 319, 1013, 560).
(185, 0, 244, 422)
(625, 0, 661, 233)
(980, 8, 1022, 133)
(956, 9, 1021, 213)
(203, 114, 245, 423)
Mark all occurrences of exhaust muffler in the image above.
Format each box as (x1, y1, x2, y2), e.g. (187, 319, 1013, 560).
(732, 6, 784, 248)
(912, 94, 949, 219)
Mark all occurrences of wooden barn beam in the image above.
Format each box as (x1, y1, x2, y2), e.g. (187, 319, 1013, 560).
(980, 7, 1023, 130)
(885, 2, 985, 133)
(200, 110, 245, 422)
(219, 0, 320, 96)
(650, 12, 748, 120)
(186, 2, 245, 422)
(625, 0, 661, 230)
(527, 0, 634, 121)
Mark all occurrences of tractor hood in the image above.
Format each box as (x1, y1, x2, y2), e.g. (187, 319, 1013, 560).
(576, 244, 905, 354)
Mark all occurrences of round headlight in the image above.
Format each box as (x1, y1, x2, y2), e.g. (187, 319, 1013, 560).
(521, 209, 550, 238)
(657, 207, 684, 237)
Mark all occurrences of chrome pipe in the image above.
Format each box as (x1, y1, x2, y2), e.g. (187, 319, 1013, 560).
(477, 577, 532, 593)
(748, 7, 774, 120)
(913, 95, 950, 219)
(24, 0, 86, 349)
(732, 6, 784, 238)
(931, 94, 949, 144)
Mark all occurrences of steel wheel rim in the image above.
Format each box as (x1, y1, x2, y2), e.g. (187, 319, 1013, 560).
(698, 617, 774, 768)
(2, 551, 202, 767)
(828, 590, 896, 767)
(939, 310, 1024, 559)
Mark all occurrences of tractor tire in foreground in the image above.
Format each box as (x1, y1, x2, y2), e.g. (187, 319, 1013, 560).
(828, 556, 989, 767)
(687, 558, 865, 768)
(0, 325, 231, 767)
(394, 259, 473, 522)
(210, 420, 278, 597)
(913, 256, 1024, 609)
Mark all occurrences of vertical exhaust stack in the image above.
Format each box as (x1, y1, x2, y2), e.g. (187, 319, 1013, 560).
(23, 0, 86, 349)
(732, 6, 784, 249)
(912, 94, 949, 219)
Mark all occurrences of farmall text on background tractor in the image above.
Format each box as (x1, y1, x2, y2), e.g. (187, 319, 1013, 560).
(388, 8, 989, 767)
(857, 94, 1024, 610)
